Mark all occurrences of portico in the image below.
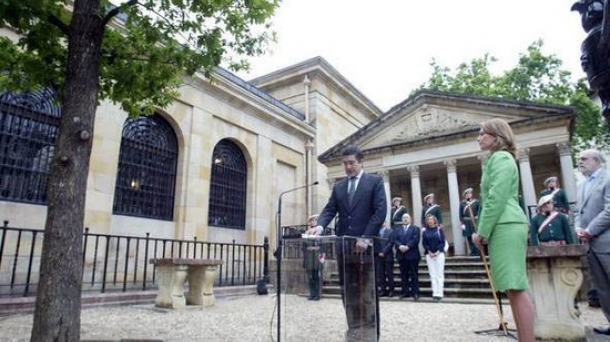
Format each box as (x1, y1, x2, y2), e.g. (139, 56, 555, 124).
(319, 91, 575, 255)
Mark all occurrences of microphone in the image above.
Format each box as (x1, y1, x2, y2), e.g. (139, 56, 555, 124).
(275, 180, 319, 342)
(278, 181, 319, 198)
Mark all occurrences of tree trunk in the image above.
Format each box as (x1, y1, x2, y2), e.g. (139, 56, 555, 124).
(31, 0, 104, 341)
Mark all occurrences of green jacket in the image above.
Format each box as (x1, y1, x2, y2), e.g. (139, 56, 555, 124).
(478, 151, 528, 239)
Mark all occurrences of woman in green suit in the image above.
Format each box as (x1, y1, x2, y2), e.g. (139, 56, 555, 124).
(473, 118, 534, 342)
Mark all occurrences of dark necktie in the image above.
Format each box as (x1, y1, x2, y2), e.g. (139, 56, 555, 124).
(348, 176, 356, 204)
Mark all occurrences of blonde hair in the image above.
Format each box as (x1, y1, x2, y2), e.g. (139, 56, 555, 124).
(480, 118, 518, 158)
(425, 214, 438, 227)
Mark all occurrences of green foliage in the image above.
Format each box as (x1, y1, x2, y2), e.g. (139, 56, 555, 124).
(415, 40, 610, 153)
(0, 0, 279, 116)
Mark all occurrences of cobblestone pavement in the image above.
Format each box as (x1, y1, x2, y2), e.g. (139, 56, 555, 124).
(0, 295, 607, 342)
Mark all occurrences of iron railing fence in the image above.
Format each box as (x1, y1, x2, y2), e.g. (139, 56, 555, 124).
(0, 221, 269, 297)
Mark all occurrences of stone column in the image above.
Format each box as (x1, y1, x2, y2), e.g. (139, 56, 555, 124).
(408, 166, 422, 226)
(379, 170, 392, 226)
(518, 148, 537, 218)
(445, 159, 464, 255)
(557, 143, 577, 205)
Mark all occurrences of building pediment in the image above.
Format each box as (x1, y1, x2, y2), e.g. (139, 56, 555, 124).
(319, 90, 575, 163)
(360, 102, 531, 149)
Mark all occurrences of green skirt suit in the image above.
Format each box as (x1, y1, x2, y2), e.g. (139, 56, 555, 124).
(478, 151, 529, 292)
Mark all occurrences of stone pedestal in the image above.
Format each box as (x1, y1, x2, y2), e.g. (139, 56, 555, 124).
(186, 264, 220, 307)
(154, 265, 189, 309)
(527, 244, 588, 341)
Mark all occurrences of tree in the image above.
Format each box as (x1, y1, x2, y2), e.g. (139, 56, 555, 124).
(415, 40, 610, 153)
(0, 0, 279, 341)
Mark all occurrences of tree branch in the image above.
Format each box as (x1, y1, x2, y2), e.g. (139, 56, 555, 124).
(102, 0, 138, 27)
(48, 14, 69, 36)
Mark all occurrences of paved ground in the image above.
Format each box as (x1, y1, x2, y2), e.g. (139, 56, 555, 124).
(0, 295, 607, 342)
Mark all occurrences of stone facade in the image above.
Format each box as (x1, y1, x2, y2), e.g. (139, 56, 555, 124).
(0, 57, 380, 254)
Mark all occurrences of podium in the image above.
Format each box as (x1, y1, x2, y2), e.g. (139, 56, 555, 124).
(279, 235, 379, 342)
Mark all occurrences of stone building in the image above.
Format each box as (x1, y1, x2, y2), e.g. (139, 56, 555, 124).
(0, 56, 380, 251)
(0, 56, 576, 255)
(318, 90, 575, 255)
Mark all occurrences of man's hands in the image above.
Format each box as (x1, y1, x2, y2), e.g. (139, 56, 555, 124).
(576, 227, 592, 242)
(355, 238, 370, 253)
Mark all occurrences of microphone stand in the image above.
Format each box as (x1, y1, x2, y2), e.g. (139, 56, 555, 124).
(276, 181, 318, 342)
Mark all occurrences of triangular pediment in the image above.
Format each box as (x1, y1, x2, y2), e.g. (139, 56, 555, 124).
(360, 104, 522, 149)
(319, 91, 574, 163)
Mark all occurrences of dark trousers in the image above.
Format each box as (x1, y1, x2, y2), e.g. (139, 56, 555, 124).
(336, 240, 379, 342)
(588, 250, 610, 322)
(398, 259, 420, 296)
(375, 257, 394, 294)
(306, 269, 321, 299)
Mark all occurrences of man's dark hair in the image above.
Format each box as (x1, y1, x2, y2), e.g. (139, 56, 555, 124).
(342, 146, 364, 162)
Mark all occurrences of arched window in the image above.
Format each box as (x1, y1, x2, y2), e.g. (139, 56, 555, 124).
(113, 114, 178, 220)
(208, 139, 247, 229)
(0, 89, 60, 204)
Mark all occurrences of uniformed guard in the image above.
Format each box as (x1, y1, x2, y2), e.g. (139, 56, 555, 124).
(539, 176, 570, 214)
(529, 195, 574, 246)
(421, 193, 443, 228)
(459, 188, 480, 256)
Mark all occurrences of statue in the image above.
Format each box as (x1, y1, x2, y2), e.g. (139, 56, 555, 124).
(572, 0, 610, 123)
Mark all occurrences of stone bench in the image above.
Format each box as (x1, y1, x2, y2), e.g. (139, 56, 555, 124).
(150, 258, 223, 309)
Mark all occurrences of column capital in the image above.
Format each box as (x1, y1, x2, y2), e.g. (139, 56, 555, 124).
(407, 165, 420, 178)
(556, 142, 572, 157)
(518, 148, 530, 163)
(377, 170, 390, 181)
(444, 159, 457, 173)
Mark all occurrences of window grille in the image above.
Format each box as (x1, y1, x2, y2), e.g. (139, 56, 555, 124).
(208, 139, 247, 229)
(113, 114, 178, 220)
(0, 89, 60, 204)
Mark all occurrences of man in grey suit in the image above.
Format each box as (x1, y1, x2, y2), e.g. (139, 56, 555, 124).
(309, 145, 387, 342)
(574, 148, 610, 335)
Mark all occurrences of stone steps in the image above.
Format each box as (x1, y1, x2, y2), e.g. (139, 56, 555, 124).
(323, 256, 500, 301)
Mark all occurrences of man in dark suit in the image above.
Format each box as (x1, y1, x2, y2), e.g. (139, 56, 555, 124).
(394, 213, 421, 300)
(375, 223, 395, 297)
(310, 145, 387, 342)
(574, 149, 610, 336)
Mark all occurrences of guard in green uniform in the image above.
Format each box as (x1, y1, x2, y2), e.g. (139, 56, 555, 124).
(302, 214, 325, 300)
(539, 176, 570, 214)
(459, 188, 480, 256)
(391, 197, 408, 228)
(530, 195, 574, 246)
(421, 193, 443, 228)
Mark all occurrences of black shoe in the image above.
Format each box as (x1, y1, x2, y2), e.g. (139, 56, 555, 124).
(312, 296, 320, 301)
(413, 294, 419, 301)
(388, 291, 394, 298)
(379, 292, 388, 297)
(399, 294, 409, 299)
(594, 326, 610, 335)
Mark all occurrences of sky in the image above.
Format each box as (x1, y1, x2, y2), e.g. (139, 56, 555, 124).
(235, 0, 588, 112)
